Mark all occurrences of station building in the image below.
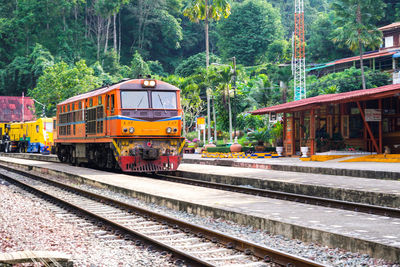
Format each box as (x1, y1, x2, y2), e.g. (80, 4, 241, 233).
(252, 22, 400, 156)
(308, 22, 400, 82)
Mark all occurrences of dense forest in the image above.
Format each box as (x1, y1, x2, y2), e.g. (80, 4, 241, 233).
(0, 0, 399, 131)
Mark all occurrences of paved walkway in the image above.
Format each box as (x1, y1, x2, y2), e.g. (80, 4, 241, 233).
(183, 154, 400, 173)
(182, 154, 400, 179)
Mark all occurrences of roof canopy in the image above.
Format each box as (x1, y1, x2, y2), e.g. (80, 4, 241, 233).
(251, 83, 400, 115)
(378, 22, 400, 32)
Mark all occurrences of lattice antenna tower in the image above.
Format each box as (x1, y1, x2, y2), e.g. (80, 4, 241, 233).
(292, 0, 306, 100)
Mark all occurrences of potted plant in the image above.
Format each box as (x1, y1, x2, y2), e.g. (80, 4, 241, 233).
(300, 125, 309, 158)
(248, 127, 270, 152)
(272, 122, 283, 156)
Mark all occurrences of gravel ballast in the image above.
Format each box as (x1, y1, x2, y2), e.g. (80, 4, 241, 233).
(0, 179, 173, 266)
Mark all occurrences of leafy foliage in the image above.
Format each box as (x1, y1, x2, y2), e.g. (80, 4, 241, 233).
(175, 52, 220, 77)
(217, 0, 283, 66)
(28, 60, 101, 116)
(130, 51, 150, 78)
(307, 67, 391, 97)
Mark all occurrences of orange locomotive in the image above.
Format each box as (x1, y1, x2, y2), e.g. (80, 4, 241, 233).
(55, 78, 185, 172)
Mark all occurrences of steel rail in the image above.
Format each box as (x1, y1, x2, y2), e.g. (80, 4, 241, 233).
(0, 165, 326, 267)
(153, 173, 400, 219)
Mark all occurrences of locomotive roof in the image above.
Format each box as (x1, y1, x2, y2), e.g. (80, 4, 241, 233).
(58, 79, 180, 106)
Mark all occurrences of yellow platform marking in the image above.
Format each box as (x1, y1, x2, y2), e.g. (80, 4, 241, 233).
(340, 154, 400, 163)
(301, 155, 348, 162)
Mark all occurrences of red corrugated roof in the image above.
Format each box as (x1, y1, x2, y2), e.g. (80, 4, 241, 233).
(379, 22, 400, 31)
(251, 83, 400, 114)
(326, 50, 396, 66)
(0, 96, 36, 122)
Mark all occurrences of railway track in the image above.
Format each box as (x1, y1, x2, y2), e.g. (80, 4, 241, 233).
(0, 165, 326, 267)
(153, 173, 400, 219)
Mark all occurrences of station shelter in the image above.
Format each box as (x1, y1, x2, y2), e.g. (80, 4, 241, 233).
(251, 84, 400, 156)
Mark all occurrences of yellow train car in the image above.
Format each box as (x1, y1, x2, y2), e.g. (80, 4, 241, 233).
(4, 118, 54, 153)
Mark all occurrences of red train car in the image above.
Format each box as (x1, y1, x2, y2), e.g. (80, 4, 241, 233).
(55, 78, 185, 172)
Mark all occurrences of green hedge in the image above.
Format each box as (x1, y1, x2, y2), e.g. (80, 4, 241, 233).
(206, 146, 276, 153)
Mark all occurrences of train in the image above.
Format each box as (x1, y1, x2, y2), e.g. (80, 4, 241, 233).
(0, 118, 54, 153)
(54, 78, 185, 172)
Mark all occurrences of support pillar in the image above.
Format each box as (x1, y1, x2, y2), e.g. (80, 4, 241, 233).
(310, 109, 315, 155)
(357, 101, 379, 153)
(379, 99, 382, 153)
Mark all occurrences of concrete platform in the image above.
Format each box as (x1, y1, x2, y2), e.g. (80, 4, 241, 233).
(0, 156, 399, 262)
(175, 163, 400, 208)
(183, 154, 400, 180)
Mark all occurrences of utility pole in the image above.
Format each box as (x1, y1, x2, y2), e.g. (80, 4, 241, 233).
(292, 0, 306, 101)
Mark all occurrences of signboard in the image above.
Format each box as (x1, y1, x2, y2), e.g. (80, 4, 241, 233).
(365, 109, 381, 122)
(269, 112, 277, 122)
(197, 117, 205, 130)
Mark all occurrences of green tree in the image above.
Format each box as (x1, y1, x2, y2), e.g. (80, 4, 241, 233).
(183, 0, 231, 67)
(332, 0, 385, 89)
(217, 0, 283, 66)
(307, 67, 391, 97)
(130, 50, 150, 78)
(175, 52, 220, 77)
(266, 39, 290, 64)
(307, 12, 353, 63)
(28, 60, 101, 116)
(0, 43, 54, 96)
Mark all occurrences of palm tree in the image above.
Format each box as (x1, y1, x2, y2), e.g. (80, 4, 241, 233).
(332, 0, 384, 90)
(183, 0, 231, 68)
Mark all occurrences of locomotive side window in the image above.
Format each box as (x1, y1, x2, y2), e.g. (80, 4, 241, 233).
(107, 95, 110, 110)
(152, 91, 177, 109)
(121, 91, 149, 109)
(98, 96, 102, 105)
(111, 94, 115, 111)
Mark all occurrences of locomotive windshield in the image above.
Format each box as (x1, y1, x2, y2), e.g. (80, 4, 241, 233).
(45, 122, 53, 132)
(151, 91, 177, 109)
(121, 91, 149, 108)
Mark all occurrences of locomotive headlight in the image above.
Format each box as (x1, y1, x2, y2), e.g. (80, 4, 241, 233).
(129, 127, 135, 133)
(173, 128, 178, 133)
(166, 127, 172, 134)
(123, 128, 128, 133)
(142, 79, 157, 88)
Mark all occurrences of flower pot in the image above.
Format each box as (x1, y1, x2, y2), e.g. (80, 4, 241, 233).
(255, 145, 265, 152)
(230, 143, 242, 152)
(276, 146, 284, 156)
(300, 146, 309, 158)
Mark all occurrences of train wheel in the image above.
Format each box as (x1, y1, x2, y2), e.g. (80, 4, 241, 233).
(69, 148, 77, 166)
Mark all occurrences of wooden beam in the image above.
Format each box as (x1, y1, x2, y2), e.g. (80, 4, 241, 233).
(379, 99, 382, 153)
(283, 113, 287, 156)
(310, 109, 315, 155)
(291, 113, 295, 155)
(356, 101, 379, 153)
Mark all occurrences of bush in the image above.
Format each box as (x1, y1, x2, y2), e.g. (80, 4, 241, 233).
(206, 146, 276, 153)
(175, 52, 220, 77)
(186, 131, 198, 141)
